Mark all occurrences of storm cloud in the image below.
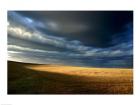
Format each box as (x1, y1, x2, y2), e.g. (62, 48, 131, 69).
(8, 11, 133, 68)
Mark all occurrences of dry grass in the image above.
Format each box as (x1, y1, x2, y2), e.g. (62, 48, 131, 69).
(8, 61, 133, 94)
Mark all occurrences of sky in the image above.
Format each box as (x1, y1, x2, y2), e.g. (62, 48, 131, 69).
(8, 11, 133, 68)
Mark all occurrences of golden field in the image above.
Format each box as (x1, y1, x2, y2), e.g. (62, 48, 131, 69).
(8, 61, 133, 94)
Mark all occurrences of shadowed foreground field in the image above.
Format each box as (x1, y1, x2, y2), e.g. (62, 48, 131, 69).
(8, 61, 133, 94)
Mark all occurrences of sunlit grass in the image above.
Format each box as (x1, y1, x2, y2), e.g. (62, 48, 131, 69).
(8, 61, 133, 94)
(26, 65, 132, 78)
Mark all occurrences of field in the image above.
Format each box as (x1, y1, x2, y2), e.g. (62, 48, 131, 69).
(8, 61, 133, 94)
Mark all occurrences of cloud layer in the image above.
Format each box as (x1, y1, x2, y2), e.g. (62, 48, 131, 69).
(8, 11, 133, 68)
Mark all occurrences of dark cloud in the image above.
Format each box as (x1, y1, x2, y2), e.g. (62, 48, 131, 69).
(8, 11, 133, 68)
(17, 11, 133, 47)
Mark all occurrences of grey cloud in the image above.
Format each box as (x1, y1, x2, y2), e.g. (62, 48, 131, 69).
(8, 11, 133, 68)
